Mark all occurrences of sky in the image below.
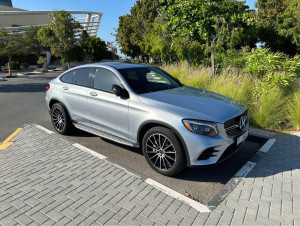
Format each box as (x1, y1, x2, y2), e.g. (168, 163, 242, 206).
(13, 0, 136, 46)
(13, 0, 256, 56)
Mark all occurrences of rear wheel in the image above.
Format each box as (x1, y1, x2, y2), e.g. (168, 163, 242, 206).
(50, 103, 73, 135)
(142, 127, 185, 176)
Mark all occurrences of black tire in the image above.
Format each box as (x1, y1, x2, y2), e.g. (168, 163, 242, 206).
(142, 126, 185, 176)
(50, 103, 73, 135)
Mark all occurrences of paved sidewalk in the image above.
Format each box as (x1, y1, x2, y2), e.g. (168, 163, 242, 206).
(0, 125, 299, 225)
(0, 125, 206, 226)
(202, 131, 300, 225)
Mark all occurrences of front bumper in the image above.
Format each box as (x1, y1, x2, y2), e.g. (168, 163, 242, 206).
(180, 123, 248, 166)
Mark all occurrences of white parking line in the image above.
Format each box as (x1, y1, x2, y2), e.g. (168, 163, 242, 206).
(145, 178, 211, 212)
(73, 143, 107, 159)
(259, 139, 276, 153)
(72, 143, 139, 177)
(35, 125, 54, 134)
(235, 138, 276, 179)
(235, 161, 256, 178)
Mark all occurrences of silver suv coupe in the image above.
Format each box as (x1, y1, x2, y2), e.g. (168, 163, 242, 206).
(46, 62, 249, 176)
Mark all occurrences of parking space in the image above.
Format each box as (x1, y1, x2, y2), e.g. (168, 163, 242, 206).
(59, 129, 262, 204)
(0, 73, 263, 205)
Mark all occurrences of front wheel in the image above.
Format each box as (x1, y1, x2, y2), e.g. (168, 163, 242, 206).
(142, 127, 185, 176)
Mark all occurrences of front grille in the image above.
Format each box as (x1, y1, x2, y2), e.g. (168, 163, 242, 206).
(224, 111, 248, 137)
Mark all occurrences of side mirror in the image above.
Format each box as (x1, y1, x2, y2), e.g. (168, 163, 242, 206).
(112, 85, 129, 98)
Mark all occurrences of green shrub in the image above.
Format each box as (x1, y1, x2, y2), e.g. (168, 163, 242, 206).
(218, 49, 247, 69)
(21, 63, 29, 69)
(220, 48, 300, 97)
(37, 56, 47, 66)
(6, 61, 20, 70)
(288, 90, 300, 130)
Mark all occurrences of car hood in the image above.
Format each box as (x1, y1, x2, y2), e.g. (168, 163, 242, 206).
(137, 86, 247, 123)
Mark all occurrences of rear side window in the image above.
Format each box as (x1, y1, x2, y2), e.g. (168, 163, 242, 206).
(73, 68, 91, 87)
(66, 72, 75, 84)
(93, 68, 121, 93)
(60, 71, 74, 84)
(60, 73, 68, 82)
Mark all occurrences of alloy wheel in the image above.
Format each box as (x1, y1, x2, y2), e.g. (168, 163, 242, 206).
(52, 107, 65, 132)
(146, 133, 176, 171)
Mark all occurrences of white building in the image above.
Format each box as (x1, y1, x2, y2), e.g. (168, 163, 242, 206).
(0, 0, 103, 67)
(0, 1, 102, 36)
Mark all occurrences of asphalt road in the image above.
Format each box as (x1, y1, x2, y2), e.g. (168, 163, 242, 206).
(0, 72, 261, 204)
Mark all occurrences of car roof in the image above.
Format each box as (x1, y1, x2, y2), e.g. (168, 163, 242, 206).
(86, 62, 149, 70)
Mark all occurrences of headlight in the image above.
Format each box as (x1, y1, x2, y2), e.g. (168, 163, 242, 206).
(182, 119, 218, 136)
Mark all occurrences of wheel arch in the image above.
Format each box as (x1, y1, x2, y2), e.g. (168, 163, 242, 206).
(137, 120, 191, 166)
(49, 98, 74, 122)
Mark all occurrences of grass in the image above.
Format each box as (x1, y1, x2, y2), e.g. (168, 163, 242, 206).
(162, 63, 300, 132)
(288, 90, 300, 130)
(251, 88, 287, 130)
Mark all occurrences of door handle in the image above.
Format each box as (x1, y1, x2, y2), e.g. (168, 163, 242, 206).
(63, 86, 69, 90)
(89, 91, 98, 96)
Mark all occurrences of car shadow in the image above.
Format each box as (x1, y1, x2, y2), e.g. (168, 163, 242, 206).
(101, 137, 143, 155)
(0, 83, 47, 93)
(101, 131, 300, 186)
(68, 128, 98, 138)
(91, 132, 263, 183)
(56, 118, 299, 188)
(175, 140, 261, 184)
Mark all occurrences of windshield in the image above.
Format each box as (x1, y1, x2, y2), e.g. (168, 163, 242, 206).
(118, 67, 181, 94)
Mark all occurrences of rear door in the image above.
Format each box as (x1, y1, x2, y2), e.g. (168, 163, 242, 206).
(60, 67, 92, 125)
(88, 67, 129, 139)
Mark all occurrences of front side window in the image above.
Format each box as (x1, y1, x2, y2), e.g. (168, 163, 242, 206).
(93, 68, 121, 93)
(73, 68, 91, 87)
(118, 67, 181, 94)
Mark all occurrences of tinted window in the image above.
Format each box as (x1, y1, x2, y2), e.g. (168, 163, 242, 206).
(66, 71, 75, 84)
(73, 68, 91, 87)
(94, 68, 121, 93)
(60, 71, 74, 84)
(118, 67, 181, 94)
(60, 73, 68, 83)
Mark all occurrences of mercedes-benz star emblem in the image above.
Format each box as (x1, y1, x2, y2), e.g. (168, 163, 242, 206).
(239, 116, 246, 130)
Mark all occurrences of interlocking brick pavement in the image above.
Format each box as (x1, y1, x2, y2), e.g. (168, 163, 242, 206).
(0, 125, 299, 225)
(0, 125, 206, 225)
(198, 132, 300, 225)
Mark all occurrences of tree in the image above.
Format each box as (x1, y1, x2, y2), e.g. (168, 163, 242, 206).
(277, 0, 300, 54)
(0, 29, 25, 75)
(160, 0, 257, 76)
(80, 31, 108, 62)
(116, 0, 161, 61)
(37, 11, 82, 68)
(105, 42, 120, 60)
(116, 14, 142, 59)
(256, 0, 298, 55)
(23, 26, 45, 60)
